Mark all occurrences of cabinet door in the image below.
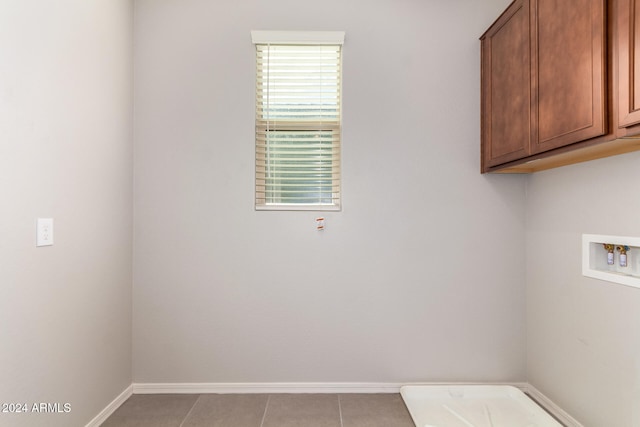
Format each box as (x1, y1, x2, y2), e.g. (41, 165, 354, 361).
(618, 0, 640, 128)
(531, 0, 606, 154)
(481, 0, 531, 171)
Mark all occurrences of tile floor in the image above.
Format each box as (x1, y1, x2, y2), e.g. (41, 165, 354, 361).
(101, 393, 416, 427)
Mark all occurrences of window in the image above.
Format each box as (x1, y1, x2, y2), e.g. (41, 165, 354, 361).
(252, 31, 344, 211)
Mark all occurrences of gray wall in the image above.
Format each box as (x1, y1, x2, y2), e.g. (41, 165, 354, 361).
(133, 0, 526, 384)
(526, 152, 640, 427)
(0, 1, 133, 426)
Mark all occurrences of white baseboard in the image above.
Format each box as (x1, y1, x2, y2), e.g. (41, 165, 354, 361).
(85, 385, 132, 427)
(131, 381, 532, 395)
(524, 384, 584, 427)
(132, 382, 404, 394)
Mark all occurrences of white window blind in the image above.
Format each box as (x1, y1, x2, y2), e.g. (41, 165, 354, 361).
(252, 31, 344, 211)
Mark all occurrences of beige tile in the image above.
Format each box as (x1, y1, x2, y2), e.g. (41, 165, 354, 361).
(181, 394, 268, 427)
(101, 394, 199, 427)
(261, 394, 341, 427)
(339, 394, 415, 427)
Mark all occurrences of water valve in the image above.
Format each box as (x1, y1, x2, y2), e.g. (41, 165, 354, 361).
(617, 245, 630, 267)
(604, 244, 615, 265)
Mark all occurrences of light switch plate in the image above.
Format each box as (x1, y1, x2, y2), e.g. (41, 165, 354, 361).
(36, 218, 54, 247)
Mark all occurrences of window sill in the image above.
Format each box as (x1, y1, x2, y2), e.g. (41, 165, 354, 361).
(255, 203, 340, 212)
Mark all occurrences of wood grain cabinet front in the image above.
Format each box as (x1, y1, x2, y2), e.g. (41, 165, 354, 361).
(618, 0, 640, 131)
(531, 0, 606, 154)
(481, 0, 640, 174)
(481, 0, 531, 170)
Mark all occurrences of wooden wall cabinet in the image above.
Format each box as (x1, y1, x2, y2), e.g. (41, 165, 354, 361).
(618, 0, 640, 129)
(481, 0, 531, 170)
(481, 0, 640, 174)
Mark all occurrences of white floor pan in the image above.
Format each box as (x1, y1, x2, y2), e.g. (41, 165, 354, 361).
(400, 385, 562, 427)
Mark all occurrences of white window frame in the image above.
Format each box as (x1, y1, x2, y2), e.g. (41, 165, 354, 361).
(252, 31, 345, 211)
